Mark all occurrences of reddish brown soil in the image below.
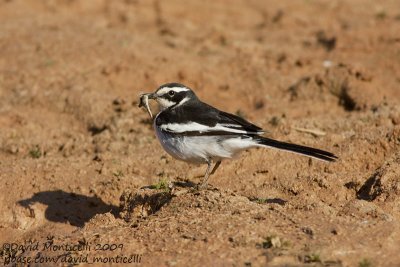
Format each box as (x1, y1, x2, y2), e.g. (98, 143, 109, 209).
(1, 1, 400, 266)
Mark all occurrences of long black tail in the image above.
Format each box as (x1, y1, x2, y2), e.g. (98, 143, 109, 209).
(255, 136, 338, 162)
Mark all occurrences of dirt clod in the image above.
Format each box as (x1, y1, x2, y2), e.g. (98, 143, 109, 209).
(119, 189, 173, 221)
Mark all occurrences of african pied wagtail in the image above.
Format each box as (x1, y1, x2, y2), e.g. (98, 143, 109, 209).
(140, 83, 337, 188)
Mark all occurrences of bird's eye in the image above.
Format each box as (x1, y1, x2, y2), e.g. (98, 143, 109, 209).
(168, 90, 175, 96)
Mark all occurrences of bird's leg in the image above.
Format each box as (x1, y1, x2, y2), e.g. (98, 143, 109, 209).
(199, 160, 213, 189)
(210, 160, 221, 175)
(199, 160, 221, 189)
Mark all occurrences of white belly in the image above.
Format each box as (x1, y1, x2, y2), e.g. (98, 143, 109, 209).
(154, 122, 257, 164)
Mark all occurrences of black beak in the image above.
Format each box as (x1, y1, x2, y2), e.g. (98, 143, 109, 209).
(145, 93, 156, 99)
(140, 93, 156, 99)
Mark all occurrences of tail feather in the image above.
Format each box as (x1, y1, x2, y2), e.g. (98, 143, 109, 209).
(255, 136, 338, 162)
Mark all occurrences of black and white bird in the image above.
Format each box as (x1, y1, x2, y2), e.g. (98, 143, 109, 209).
(140, 83, 337, 188)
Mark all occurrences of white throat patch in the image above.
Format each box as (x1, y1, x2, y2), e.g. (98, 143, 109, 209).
(156, 98, 175, 110)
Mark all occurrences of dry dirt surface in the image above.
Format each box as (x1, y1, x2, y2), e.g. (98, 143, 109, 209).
(1, 1, 400, 266)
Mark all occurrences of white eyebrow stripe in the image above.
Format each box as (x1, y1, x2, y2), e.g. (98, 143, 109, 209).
(157, 86, 190, 96)
(160, 122, 263, 134)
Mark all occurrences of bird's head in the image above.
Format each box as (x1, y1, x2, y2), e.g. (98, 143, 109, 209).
(145, 83, 197, 110)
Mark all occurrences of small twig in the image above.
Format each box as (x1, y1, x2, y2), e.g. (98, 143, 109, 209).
(293, 127, 326, 137)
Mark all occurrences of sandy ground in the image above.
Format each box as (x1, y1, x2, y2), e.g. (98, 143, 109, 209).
(1, 0, 400, 266)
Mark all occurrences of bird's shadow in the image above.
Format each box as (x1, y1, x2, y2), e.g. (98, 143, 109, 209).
(18, 190, 118, 227)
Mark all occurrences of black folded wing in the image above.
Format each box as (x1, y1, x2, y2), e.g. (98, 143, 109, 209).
(156, 101, 264, 136)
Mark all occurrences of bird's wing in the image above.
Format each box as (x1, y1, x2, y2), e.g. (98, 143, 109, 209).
(217, 110, 264, 134)
(157, 102, 265, 136)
